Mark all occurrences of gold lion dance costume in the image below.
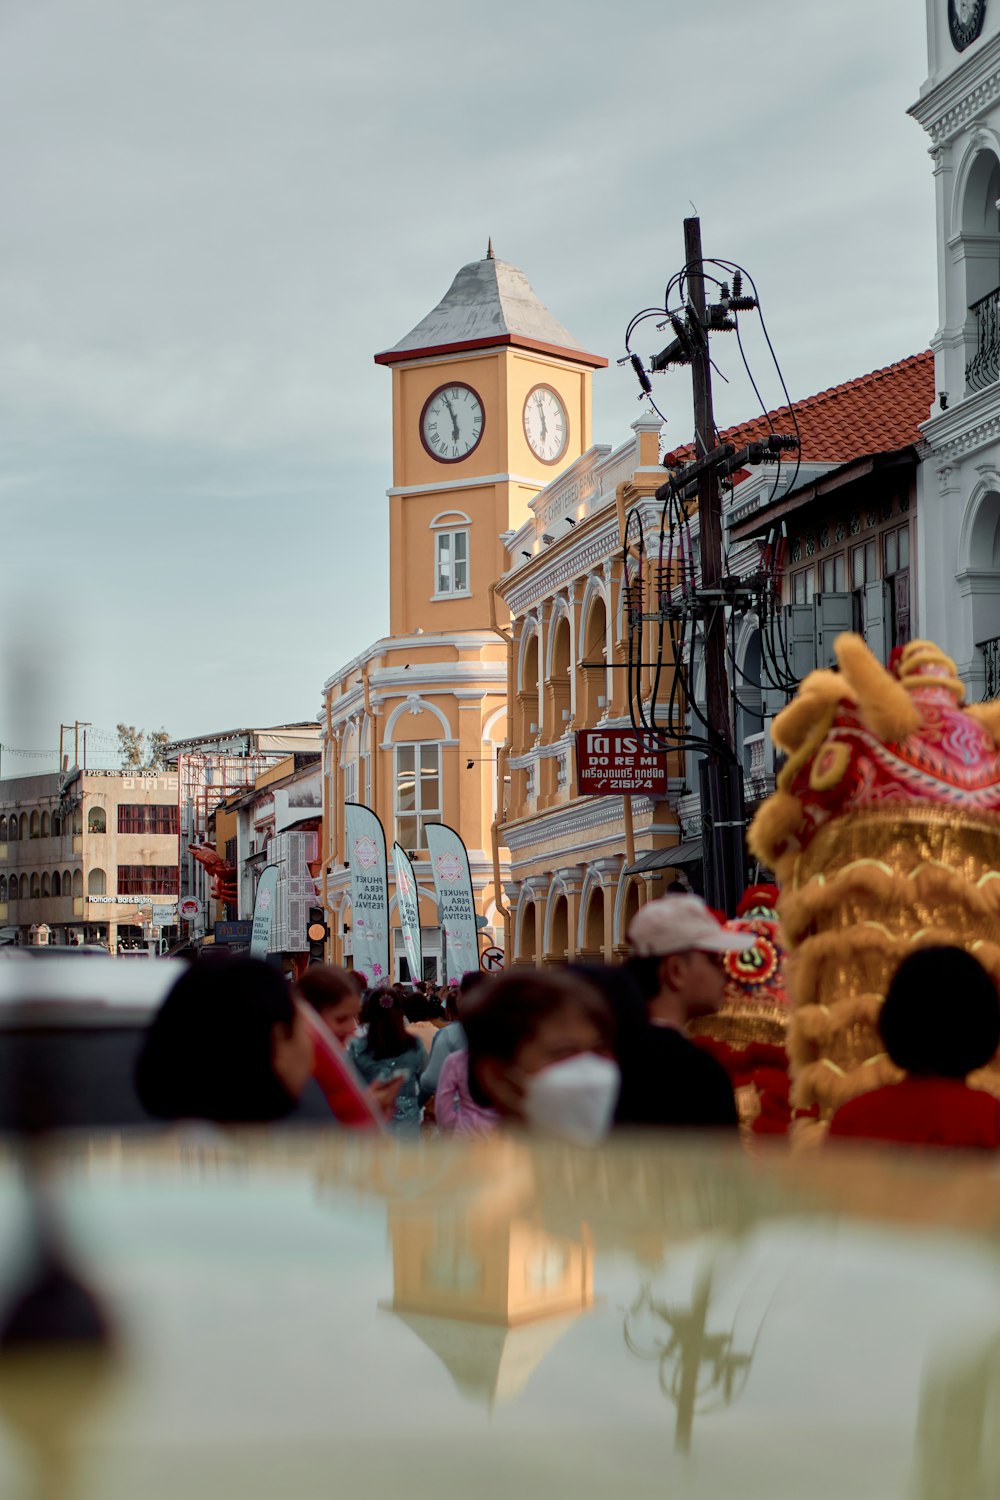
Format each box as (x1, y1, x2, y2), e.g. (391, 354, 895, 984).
(689, 885, 792, 1136)
(747, 635, 1000, 1141)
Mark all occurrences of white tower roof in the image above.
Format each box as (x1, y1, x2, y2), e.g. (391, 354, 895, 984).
(375, 252, 605, 368)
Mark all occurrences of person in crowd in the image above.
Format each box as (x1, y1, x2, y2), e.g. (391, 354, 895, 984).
(419, 972, 486, 1105)
(402, 990, 440, 1055)
(296, 964, 362, 1046)
(346, 989, 426, 1133)
(136, 957, 318, 1124)
(617, 894, 754, 1129)
(437, 969, 619, 1144)
(828, 947, 1000, 1149)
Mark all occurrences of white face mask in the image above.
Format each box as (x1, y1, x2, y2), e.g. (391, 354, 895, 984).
(522, 1053, 621, 1146)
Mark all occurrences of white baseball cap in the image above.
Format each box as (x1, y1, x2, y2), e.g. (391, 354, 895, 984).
(628, 894, 757, 958)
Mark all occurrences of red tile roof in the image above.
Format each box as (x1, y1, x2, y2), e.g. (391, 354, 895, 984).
(661, 350, 934, 470)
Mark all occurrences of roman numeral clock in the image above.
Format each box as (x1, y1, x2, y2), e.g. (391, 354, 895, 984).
(420, 383, 484, 463)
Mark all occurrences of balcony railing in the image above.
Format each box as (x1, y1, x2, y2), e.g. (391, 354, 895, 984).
(966, 288, 1000, 393)
(979, 636, 1000, 700)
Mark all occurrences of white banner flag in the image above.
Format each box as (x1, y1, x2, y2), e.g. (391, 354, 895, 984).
(392, 842, 423, 984)
(426, 823, 479, 984)
(249, 864, 280, 960)
(344, 802, 390, 988)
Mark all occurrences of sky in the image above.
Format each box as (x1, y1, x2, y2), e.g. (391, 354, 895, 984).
(0, 0, 936, 772)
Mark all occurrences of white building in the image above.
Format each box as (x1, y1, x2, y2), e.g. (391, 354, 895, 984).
(911, 1, 1000, 693)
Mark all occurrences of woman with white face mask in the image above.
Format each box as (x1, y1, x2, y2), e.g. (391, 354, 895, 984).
(459, 971, 620, 1146)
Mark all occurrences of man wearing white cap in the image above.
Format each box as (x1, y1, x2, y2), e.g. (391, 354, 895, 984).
(615, 893, 755, 1128)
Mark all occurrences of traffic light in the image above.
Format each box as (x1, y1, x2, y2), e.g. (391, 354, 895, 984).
(307, 907, 329, 965)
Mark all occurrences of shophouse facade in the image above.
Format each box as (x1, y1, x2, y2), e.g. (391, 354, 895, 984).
(210, 753, 322, 965)
(0, 767, 181, 949)
(496, 352, 935, 962)
(164, 723, 319, 944)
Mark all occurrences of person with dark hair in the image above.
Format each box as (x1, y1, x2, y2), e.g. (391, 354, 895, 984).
(346, 988, 426, 1132)
(437, 970, 619, 1144)
(295, 964, 361, 1047)
(136, 957, 316, 1124)
(617, 895, 751, 1129)
(419, 985, 467, 1108)
(828, 947, 1000, 1148)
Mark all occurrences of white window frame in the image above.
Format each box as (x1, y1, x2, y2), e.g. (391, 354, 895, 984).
(430, 510, 472, 601)
(394, 742, 442, 850)
(433, 528, 470, 600)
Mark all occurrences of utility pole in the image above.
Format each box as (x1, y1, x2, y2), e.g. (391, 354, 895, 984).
(682, 219, 744, 915)
(683, 218, 732, 755)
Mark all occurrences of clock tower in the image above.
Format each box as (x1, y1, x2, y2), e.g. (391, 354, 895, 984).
(374, 247, 607, 638)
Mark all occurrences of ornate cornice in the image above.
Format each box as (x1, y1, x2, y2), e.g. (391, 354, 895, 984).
(502, 793, 654, 852)
(920, 381, 1000, 461)
(909, 32, 1000, 145)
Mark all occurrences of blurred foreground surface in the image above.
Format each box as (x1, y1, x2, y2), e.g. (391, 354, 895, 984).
(1, 1132, 999, 1499)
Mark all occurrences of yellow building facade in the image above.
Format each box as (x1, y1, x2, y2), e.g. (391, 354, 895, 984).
(321, 251, 605, 978)
(496, 415, 688, 965)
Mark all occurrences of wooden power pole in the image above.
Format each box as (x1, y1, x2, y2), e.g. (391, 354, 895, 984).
(682, 217, 744, 914)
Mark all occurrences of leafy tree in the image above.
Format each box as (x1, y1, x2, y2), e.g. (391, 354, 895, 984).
(117, 724, 170, 772)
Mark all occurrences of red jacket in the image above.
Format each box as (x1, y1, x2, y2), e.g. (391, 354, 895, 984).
(828, 1077, 1000, 1150)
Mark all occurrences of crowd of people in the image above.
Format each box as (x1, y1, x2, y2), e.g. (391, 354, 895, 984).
(132, 886, 1000, 1153)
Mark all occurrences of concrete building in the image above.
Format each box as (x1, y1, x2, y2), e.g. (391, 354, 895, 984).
(911, 1, 1000, 693)
(211, 753, 322, 964)
(0, 767, 181, 949)
(320, 249, 606, 979)
(495, 352, 934, 961)
(164, 723, 319, 944)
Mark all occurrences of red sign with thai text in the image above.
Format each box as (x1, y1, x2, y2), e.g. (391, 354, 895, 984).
(575, 729, 669, 796)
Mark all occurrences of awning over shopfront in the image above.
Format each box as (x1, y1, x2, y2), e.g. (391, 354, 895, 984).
(624, 838, 703, 876)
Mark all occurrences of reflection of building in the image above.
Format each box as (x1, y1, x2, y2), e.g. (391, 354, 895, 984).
(320, 1138, 594, 1406)
(0, 768, 180, 949)
(320, 249, 606, 977)
(385, 1200, 593, 1406)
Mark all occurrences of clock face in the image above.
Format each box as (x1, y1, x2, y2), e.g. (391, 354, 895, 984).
(523, 384, 569, 464)
(949, 0, 986, 50)
(420, 383, 485, 463)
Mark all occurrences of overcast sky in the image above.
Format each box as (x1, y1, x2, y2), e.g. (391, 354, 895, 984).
(0, 0, 935, 770)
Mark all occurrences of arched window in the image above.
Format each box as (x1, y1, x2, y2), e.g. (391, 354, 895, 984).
(7, 817, 16, 842)
(72, 870, 83, 899)
(51, 871, 61, 897)
(517, 626, 540, 754)
(87, 807, 107, 834)
(41, 872, 50, 897)
(28, 811, 39, 838)
(51, 811, 61, 837)
(579, 592, 609, 727)
(40, 812, 50, 837)
(961, 149, 1000, 393)
(18, 875, 28, 900)
(517, 901, 537, 965)
(0, 816, 7, 840)
(30, 873, 40, 898)
(87, 868, 107, 896)
(0, 875, 7, 901)
(72, 811, 82, 836)
(543, 611, 572, 745)
(547, 893, 569, 963)
(581, 885, 605, 960)
(63, 869, 72, 896)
